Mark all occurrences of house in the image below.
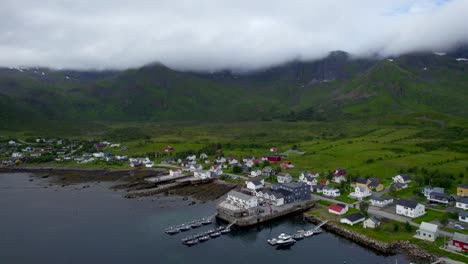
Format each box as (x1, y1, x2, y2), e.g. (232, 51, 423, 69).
(216, 157, 226, 163)
(11, 152, 23, 158)
(244, 160, 255, 168)
(393, 174, 411, 184)
(349, 186, 372, 200)
(277, 173, 293, 183)
(164, 146, 174, 152)
(8, 140, 16, 145)
(187, 155, 197, 161)
(262, 167, 275, 177)
(145, 162, 154, 168)
(396, 199, 425, 218)
(209, 165, 223, 176)
(323, 186, 340, 197)
(270, 147, 278, 153)
(394, 182, 408, 190)
(340, 213, 366, 226)
(459, 210, 468, 223)
(299, 173, 318, 186)
(256, 190, 284, 206)
(354, 178, 368, 188)
(169, 168, 183, 177)
(189, 164, 203, 171)
(246, 178, 265, 191)
(243, 156, 255, 162)
(334, 168, 346, 175)
(92, 152, 105, 158)
(110, 143, 121, 148)
(226, 191, 258, 209)
(370, 196, 393, 207)
(428, 192, 453, 205)
(250, 169, 262, 177)
(328, 204, 348, 215)
(280, 161, 294, 170)
(457, 184, 468, 197)
(451, 232, 468, 252)
(422, 186, 445, 198)
(228, 158, 239, 166)
(194, 170, 213, 179)
(271, 182, 310, 203)
(456, 197, 468, 210)
(313, 184, 324, 193)
(262, 155, 282, 162)
(300, 171, 319, 179)
(199, 153, 208, 159)
(319, 178, 330, 186)
(332, 174, 347, 183)
(415, 222, 439, 242)
(368, 178, 384, 192)
(22, 146, 34, 152)
(363, 216, 381, 229)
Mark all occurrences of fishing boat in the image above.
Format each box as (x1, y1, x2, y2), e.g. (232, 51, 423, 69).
(184, 238, 199, 246)
(165, 228, 180, 235)
(220, 228, 230, 234)
(191, 222, 202, 228)
(292, 233, 304, 240)
(210, 232, 221, 238)
(276, 238, 296, 247)
(201, 218, 212, 225)
(304, 230, 314, 237)
(199, 235, 210, 242)
(180, 225, 191, 231)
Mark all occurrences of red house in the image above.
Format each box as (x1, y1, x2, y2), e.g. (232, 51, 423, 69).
(280, 161, 294, 170)
(320, 178, 330, 185)
(270, 147, 278, 153)
(334, 168, 347, 175)
(164, 146, 174, 152)
(263, 155, 282, 162)
(328, 204, 348, 215)
(452, 233, 468, 252)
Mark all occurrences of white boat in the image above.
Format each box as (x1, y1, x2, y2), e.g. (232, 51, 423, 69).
(276, 238, 296, 246)
(304, 230, 314, 237)
(268, 238, 278, 245)
(278, 233, 291, 240)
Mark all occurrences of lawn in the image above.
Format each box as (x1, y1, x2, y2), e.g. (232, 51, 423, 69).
(413, 209, 457, 224)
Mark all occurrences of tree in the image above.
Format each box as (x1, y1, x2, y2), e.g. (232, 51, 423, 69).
(393, 223, 399, 232)
(359, 201, 369, 216)
(232, 165, 242, 174)
(415, 175, 424, 187)
(404, 221, 412, 232)
(262, 160, 270, 168)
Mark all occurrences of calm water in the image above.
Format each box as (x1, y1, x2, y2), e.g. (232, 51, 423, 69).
(0, 173, 411, 264)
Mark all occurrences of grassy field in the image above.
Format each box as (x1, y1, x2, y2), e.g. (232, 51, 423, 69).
(3, 115, 468, 191)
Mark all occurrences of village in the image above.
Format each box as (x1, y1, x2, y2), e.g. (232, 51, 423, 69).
(1, 138, 468, 257)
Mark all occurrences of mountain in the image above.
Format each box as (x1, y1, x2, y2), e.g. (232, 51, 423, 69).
(0, 49, 467, 129)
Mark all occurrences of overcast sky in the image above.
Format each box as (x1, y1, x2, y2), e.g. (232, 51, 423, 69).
(1, 0, 468, 71)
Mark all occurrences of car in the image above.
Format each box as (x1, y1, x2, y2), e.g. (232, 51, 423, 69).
(454, 224, 465, 230)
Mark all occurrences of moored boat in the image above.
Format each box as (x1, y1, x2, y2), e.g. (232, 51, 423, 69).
(165, 228, 180, 235)
(199, 235, 210, 242)
(220, 228, 230, 234)
(276, 238, 296, 247)
(210, 232, 221, 238)
(184, 238, 199, 246)
(292, 233, 304, 240)
(201, 218, 212, 225)
(267, 238, 278, 245)
(304, 230, 314, 237)
(191, 222, 202, 228)
(278, 233, 291, 240)
(180, 225, 191, 231)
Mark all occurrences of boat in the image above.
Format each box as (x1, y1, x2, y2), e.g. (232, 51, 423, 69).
(217, 225, 226, 230)
(165, 228, 180, 235)
(278, 233, 291, 240)
(313, 228, 322, 234)
(181, 236, 193, 242)
(292, 233, 304, 240)
(267, 238, 278, 245)
(220, 228, 230, 234)
(191, 222, 202, 228)
(199, 235, 210, 242)
(304, 230, 314, 237)
(184, 239, 199, 246)
(180, 225, 191, 231)
(276, 238, 296, 247)
(201, 218, 212, 225)
(210, 232, 221, 238)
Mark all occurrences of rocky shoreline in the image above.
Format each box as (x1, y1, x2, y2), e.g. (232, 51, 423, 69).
(304, 214, 438, 263)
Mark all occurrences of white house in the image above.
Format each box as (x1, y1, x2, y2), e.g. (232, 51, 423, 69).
(370, 196, 394, 207)
(256, 190, 284, 206)
(393, 174, 411, 184)
(145, 162, 154, 168)
(277, 173, 292, 183)
(323, 186, 341, 197)
(396, 199, 425, 218)
(422, 186, 444, 198)
(169, 168, 183, 177)
(460, 211, 468, 223)
(246, 178, 265, 191)
(349, 186, 372, 200)
(226, 191, 258, 209)
(92, 152, 105, 158)
(340, 213, 366, 226)
(332, 174, 347, 183)
(11, 152, 23, 158)
(329, 204, 348, 215)
(216, 157, 226, 163)
(363, 216, 381, 229)
(299, 173, 318, 186)
(187, 155, 197, 161)
(194, 170, 212, 179)
(200, 153, 208, 159)
(189, 164, 203, 171)
(415, 222, 439, 242)
(244, 160, 255, 168)
(110, 143, 121, 148)
(209, 165, 223, 176)
(228, 159, 239, 165)
(250, 169, 262, 177)
(456, 197, 468, 210)
(8, 140, 17, 145)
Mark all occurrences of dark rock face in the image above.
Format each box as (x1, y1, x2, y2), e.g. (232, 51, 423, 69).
(304, 214, 438, 263)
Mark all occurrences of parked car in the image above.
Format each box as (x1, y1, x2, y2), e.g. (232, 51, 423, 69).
(454, 224, 465, 230)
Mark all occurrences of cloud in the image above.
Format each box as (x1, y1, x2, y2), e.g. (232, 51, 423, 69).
(0, 0, 467, 71)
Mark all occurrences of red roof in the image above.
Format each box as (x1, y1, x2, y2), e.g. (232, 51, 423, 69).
(329, 204, 344, 212)
(164, 146, 174, 151)
(170, 168, 181, 172)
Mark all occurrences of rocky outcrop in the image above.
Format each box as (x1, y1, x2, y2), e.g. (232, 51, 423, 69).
(304, 214, 438, 263)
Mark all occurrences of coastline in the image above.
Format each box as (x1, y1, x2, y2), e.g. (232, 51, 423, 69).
(304, 214, 438, 263)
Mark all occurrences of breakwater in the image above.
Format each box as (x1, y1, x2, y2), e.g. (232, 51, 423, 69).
(304, 214, 438, 263)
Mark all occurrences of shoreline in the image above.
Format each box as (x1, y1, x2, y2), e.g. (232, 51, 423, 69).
(304, 214, 438, 263)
